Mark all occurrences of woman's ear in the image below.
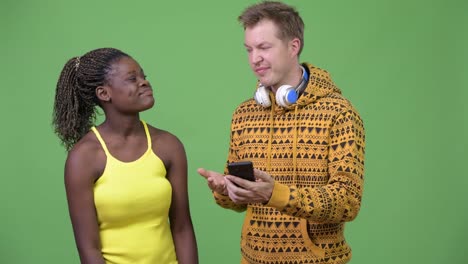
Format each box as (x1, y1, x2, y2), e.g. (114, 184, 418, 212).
(96, 85, 111, 102)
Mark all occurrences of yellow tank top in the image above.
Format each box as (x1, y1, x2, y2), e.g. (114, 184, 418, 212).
(91, 121, 178, 264)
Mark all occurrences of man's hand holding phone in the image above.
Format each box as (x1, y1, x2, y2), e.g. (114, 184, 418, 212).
(225, 161, 274, 204)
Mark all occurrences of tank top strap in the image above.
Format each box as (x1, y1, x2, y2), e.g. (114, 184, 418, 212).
(141, 120, 152, 151)
(91, 127, 111, 157)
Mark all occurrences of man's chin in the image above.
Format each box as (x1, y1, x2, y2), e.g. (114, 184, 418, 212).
(257, 78, 270, 86)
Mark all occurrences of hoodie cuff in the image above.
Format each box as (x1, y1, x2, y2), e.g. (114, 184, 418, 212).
(265, 182, 290, 210)
(213, 191, 229, 200)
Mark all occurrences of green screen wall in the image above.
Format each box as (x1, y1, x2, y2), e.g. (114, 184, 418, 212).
(0, 0, 466, 263)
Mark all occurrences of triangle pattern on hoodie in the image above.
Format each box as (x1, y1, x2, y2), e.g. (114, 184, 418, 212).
(215, 63, 365, 264)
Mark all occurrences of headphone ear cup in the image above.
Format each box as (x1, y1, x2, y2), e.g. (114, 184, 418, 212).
(276, 85, 297, 107)
(254, 85, 271, 107)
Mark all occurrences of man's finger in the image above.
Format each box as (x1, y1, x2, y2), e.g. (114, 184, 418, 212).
(226, 175, 245, 188)
(197, 168, 210, 179)
(198, 168, 224, 180)
(198, 168, 224, 178)
(253, 169, 273, 182)
(226, 175, 253, 189)
(225, 178, 251, 203)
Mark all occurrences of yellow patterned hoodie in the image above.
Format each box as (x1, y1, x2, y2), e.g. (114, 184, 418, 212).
(214, 63, 365, 264)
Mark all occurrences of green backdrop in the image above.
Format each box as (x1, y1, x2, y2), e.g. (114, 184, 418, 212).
(0, 0, 466, 263)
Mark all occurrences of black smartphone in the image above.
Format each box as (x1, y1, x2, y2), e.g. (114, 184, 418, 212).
(227, 161, 255, 181)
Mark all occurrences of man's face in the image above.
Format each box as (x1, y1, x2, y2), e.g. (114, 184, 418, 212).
(244, 19, 298, 90)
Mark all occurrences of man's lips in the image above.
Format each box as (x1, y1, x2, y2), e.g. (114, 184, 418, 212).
(255, 67, 269, 75)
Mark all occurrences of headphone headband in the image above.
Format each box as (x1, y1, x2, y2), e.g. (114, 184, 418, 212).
(254, 65, 309, 108)
(295, 65, 309, 96)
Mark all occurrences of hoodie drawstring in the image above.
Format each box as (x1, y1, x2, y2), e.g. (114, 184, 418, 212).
(293, 105, 298, 186)
(266, 93, 299, 186)
(267, 94, 275, 173)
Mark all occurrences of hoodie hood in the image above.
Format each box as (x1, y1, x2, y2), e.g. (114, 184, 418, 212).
(297, 63, 342, 104)
(273, 63, 342, 114)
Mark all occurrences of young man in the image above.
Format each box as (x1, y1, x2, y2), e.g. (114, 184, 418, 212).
(198, 1, 365, 263)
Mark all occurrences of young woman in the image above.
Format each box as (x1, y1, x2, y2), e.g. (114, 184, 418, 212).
(53, 48, 198, 264)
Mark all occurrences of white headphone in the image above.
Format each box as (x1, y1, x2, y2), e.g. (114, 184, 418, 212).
(254, 66, 309, 108)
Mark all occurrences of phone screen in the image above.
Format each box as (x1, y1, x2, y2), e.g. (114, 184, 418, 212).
(227, 161, 255, 181)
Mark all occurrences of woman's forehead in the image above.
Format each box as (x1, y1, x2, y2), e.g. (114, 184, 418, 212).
(108, 57, 141, 76)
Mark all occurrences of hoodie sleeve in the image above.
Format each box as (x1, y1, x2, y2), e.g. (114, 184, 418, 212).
(266, 108, 365, 223)
(211, 109, 247, 213)
(213, 191, 246, 212)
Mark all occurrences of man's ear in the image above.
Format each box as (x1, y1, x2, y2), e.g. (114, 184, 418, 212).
(96, 85, 111, 102)
(289, 37, 301, 57)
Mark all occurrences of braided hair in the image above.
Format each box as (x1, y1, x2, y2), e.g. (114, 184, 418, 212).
(53, 48, 129, 150)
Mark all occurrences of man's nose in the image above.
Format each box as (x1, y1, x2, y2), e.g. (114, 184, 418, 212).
(250, 50, 263, 65)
